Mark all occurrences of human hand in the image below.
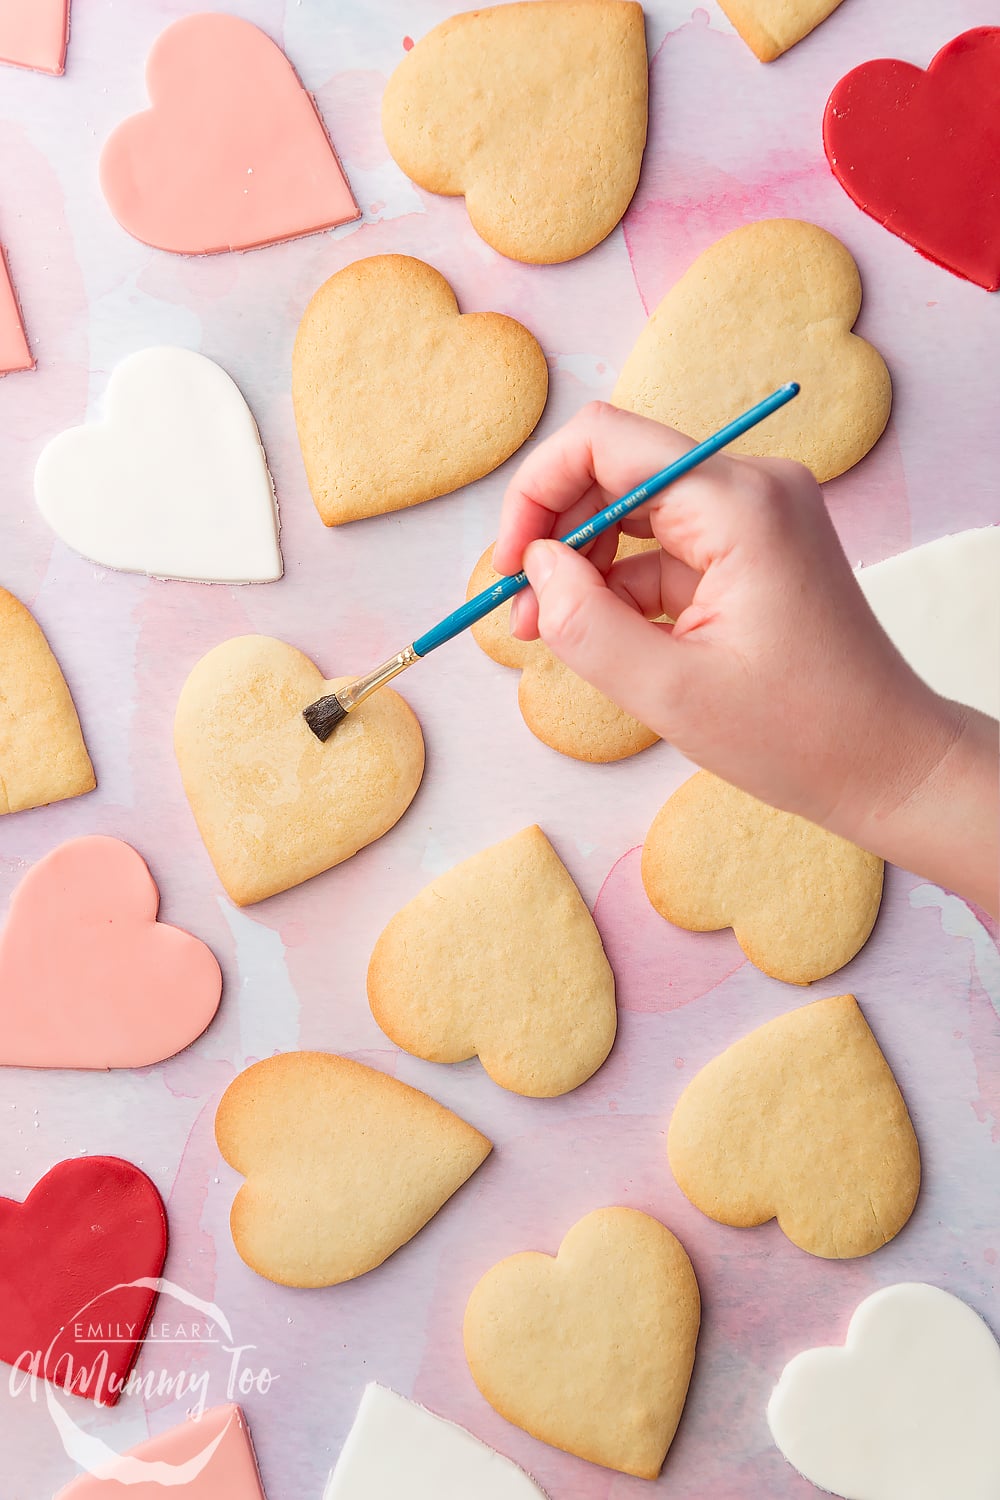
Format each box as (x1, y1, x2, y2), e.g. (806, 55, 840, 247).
(493, 402, 972, 848)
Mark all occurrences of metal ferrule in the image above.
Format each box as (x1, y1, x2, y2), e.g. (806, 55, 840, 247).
(338, 643, 421, 714)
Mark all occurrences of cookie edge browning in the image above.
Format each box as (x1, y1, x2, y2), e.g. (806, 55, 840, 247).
(292, 254, 548, 524)
(215, 1051, 493, 1288)
(463, 1205, 701, 1479)
(666, 994, 921, 1257)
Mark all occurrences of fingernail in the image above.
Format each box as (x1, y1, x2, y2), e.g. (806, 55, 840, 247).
(524, 538, 558, 592)
(509, 593, 524, 633)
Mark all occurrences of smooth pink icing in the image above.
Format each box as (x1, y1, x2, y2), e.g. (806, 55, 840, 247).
(0, 249, 32, 373)
(0, 0, 69, 75)
(98, 12, 359, 255)
(0, 836, 222, 1068)
(54, 1405, 268, 1497)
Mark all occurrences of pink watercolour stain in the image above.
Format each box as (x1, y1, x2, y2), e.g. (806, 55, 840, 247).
(402, 35, 414, 51)
(592, 846, 746, 1012)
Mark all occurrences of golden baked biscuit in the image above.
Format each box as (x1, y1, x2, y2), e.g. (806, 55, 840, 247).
(0, 585, 95, 815)
(216, 1051, 492, 1287)
(174, 635, 424, 905)
(382, 2, 648, 263)
(642, 770, 883, 984)
(468, 538, 660, 762)
(667, 994, 921, 1258)
(293, 255, 547, 525)
(369, 826, 616, 1097)
(613, 219, 891, 482)
(719, 0, 847, 61)
(464, 1206, 700, 1479)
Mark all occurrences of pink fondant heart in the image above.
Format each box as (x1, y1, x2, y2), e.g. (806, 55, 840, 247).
(99, 12, 358, 255)
(0, 0, 69, 75)
(0, 249, 32, 374)
(0, 836, 221, 1068)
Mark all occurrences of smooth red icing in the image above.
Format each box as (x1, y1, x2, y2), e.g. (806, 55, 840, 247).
(54, 1404, 268, 1497)
(0, 836, 222, 1068)
(0, 249, 32, 373)
(99, 13, 359, 255)
(0, 0, 69, 75)
(0, 1156, 167, 1406)
(824, 27, 1000, 291)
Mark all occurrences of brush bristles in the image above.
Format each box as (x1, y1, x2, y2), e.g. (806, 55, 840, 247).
(303, 693, 348, 742)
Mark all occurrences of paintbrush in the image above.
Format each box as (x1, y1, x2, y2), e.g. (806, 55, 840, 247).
(303, 382, 799, 741)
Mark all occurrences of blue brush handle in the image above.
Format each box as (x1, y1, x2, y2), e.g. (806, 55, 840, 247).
(412, 382, 799, 659)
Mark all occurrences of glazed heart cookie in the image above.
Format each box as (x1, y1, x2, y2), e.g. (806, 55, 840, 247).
(718, 0, 846, 62)
(215, 1052, 491, 1287)
(824, 28, 1000, 291)
(768, 1283, 1000, 1499)
(641, 771, 883, 984)
(468, 539, 659, 762)
(55, 1405, 266, 1499)
(174, 635, 424, 905)
(0, 1156, 167, 1405)
(0, 836, 221, 1068)
(464, 1207, 700, 1479)
(613, 219, 892, 483)
(0, 585, 94, 815)
(35, 348, 282, 583)
(668, 995, 920, 1259)
(100, 13, 357, 254)
(368, 826, 617, 1097)
(292, 255, 547, 525)
(382, 1, 648, 264)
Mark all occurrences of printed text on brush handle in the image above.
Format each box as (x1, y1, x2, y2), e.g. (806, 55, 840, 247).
(412, 382, 799, 658)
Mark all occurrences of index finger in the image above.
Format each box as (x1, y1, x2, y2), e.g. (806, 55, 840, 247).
(492, 401, 725, 576)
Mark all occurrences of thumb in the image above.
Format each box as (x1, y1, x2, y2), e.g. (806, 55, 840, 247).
(523, 539, 682, 734)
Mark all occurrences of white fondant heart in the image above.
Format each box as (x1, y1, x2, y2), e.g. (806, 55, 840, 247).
(768, 1283, 1000, 1500)
(325, 1385, 547, 1499)
(34, 346, 282, 583)
(856, 527, 1000, 721)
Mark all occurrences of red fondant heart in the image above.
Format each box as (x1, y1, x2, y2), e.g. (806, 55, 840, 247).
(0, 836, 222, 1068)
(824, 27, 1000, 291)
(0, 1156, 167, 1406)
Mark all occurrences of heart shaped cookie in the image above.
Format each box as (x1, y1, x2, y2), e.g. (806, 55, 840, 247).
(369, 826, 616, 1097)
(0, 1156, 167, 1405)
(35, 348, 282, 583)
(0, 585, 94, 815)
(292, 255, 547, 525)
(464, 1206, 700, 1479)
(0, 0, 69, 74)
(99, 13, 358, 254)
(668, 994, 920, 1258)
(174, 635, 424, 905)
(768, 1284, 1000, 1499)
(613, 219, 892, 483)
(0, 249, 32, 373)
(641, 771, 884, 984)
(382, 2, 648, 264)
(824, 28, 1000, 291)
(718, 0, 846, 62)
(468, 539, 660, 762)
(0, 836, 221, 1068)
(55, 1406, 265, 1498)
(216, 1052, 492, 1287)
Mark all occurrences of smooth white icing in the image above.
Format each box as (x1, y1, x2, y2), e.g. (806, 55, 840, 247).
(34, 345, 282, 583)
(324, 1384, 547, 1499)
(768, 1282, 1000, 1500)
(856, 527, 1000, 720)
